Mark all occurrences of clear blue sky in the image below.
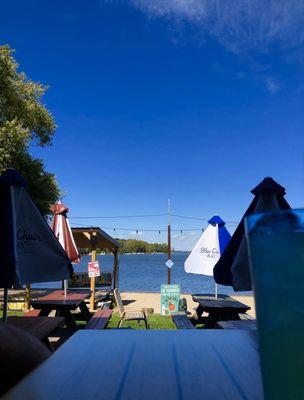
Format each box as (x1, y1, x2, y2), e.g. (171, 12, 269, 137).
(1, 1, 304, 249)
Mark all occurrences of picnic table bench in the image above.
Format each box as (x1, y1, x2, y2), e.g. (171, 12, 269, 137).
(7, 316, 64, 350)
(85, 309, 113, 330)
(217, 319, 257, 330)
(30, 290, 91, 329)
(192, 295, 251, 328)
(172, 313, 195, 329)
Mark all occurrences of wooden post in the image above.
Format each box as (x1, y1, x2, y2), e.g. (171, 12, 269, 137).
(89, 232, 97, 312)
(167, 199, 171, 285)
(113, 250, 119, 289)
(3, 288, 8, 323)
(167, 224, 171, 284)
(25, 284, 31, 311)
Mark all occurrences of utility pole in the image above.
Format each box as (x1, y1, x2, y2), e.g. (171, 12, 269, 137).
(167, 199, 171, 284)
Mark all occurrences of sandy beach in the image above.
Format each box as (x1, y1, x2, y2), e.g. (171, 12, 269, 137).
(118, 292, 256, 318)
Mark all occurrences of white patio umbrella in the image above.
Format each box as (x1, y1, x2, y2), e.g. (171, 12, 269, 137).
(184, 216, 231, 298)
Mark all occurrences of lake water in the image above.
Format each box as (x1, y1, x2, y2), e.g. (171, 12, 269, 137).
(34, 252, 247, 295)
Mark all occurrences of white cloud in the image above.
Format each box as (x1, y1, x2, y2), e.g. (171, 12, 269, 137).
(264, 77, 281, 94)
(128, 0, 304, 53)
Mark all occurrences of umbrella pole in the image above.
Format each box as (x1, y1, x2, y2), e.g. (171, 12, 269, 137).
(63, 279, 68, 298)
(3, 288, 8, 323)
(215, 283, 218, 300)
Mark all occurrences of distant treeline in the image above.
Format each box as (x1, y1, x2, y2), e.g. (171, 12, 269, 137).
(79, 239, 168, 255)
(117, 239, 168, 254)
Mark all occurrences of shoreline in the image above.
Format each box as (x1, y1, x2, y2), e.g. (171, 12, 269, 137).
(119, 291, 256, 318)
(2, 289, 256, 318)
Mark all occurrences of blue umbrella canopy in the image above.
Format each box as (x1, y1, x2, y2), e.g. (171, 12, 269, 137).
(0, 169, 73, 288)
(208, 215, 231, 255)
(213, 177, 291, 291)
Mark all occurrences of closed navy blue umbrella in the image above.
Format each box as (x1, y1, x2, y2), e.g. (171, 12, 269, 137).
(213, 177, 291, 291)
(0, 169, 73, 321)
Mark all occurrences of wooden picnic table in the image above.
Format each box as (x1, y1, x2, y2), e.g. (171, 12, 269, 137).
(192, 295, 251, 328)
(30, 290, 91, 329)
(3, 330, 263, 400)
(7, 316, 64, 350)
(217, 320, 257, 330)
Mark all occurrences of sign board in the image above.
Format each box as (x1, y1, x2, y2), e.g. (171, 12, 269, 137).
(165, 259, 174, 269)
(88, 261, 100, 278)
(161, 284, 180, 315)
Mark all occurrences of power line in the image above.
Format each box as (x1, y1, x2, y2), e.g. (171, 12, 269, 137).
(172, 213, 238, 224)
(70, 221, 205, 233)
(69, 212, 238, 225)
(69, 213, 168, 219)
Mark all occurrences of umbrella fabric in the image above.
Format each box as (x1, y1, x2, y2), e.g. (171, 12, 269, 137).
(213, 177, 291, 291)
(50, 202, 80, 263)
(185, 215, 231, 276)
(0, 169, 73, 288)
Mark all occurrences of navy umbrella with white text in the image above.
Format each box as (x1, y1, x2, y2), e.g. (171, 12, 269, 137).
(0, 169, 73, 321)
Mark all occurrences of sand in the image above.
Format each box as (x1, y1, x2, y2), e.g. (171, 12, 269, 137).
(119, 291, 256, 318)
(2, 288, 256, 318)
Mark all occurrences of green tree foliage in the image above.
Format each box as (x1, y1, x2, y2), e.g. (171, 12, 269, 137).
(0, 45, 59, 215)
(79, 239, 169, 255)
(116, 239, 168, 254)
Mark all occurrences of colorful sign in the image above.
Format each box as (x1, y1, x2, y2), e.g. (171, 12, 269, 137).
(161, 284, 180, 315)
(88, 261, 100, 278)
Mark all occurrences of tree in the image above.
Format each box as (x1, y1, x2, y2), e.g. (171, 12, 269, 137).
(0, 45, 60, 215)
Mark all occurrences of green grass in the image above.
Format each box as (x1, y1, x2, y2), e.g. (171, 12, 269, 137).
(107, 313, 176, 330)
(1, 311, 176, 330)
(0, 310, 24, 318)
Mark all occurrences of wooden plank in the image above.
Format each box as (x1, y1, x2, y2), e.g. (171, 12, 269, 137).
(193, 297, 250, 312)
(172, 314, 195, 329)
(3, 330, 263, 400)
(217, 320, 257, 330)
(85, 309, 113, 330)
(7, 316, 64, 341)
(24, 310, 41, 317)
(33, 290, 90, 302)
(30, 290, 90, 311)
(30, 299, 84, 310)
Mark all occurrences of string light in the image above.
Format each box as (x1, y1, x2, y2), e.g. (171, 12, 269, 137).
(70, 213, 167, 219)
(69, 212, 238, 225)
(69, 209, 238, 234)
(70, 222, 217, 233)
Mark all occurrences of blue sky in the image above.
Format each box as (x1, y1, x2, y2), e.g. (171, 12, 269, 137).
(1, 1, 304, 249)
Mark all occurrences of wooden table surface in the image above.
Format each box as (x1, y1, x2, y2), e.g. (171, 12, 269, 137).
(192, 295, 250, 312)
(7, 316, 64, 340)
(4, 330, 263, 400)
(217, 320, 257, 330)
(30, 290, 91, 328)
(30, 290, 90, 308)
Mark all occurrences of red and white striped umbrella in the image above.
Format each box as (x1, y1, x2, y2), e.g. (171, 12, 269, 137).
(50, 201, 80, 264)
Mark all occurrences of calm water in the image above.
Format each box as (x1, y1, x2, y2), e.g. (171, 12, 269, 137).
(34, 252, 245, 295)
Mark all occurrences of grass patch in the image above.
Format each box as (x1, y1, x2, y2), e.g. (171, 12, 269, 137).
(0, 310, 24, 318)
(107, 313, 176, 330)
(0, 311, 176, 330)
